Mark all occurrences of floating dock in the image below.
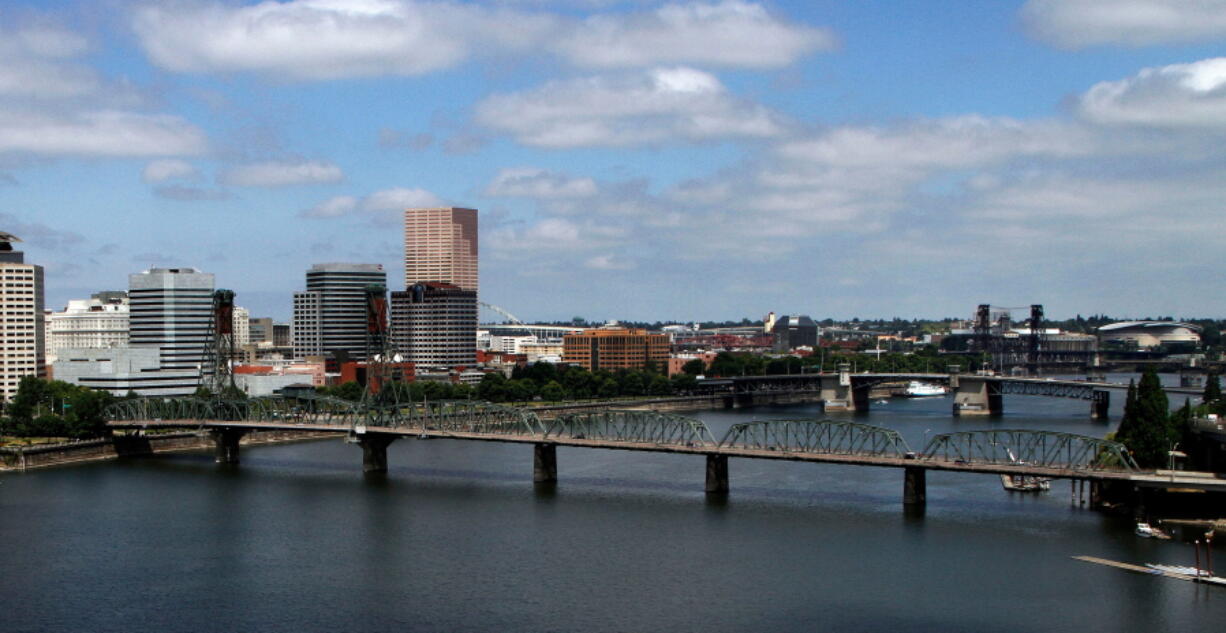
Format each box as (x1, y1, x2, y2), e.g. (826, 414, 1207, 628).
(1073, 555, 1226, 586)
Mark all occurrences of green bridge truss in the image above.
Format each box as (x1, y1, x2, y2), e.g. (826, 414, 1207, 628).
(545, 409, 717, 447)
(718, 420, 912, 458)
(919, 429, 1139, 472)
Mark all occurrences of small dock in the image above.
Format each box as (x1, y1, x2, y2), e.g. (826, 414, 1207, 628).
(1073, 556, 1226, 586)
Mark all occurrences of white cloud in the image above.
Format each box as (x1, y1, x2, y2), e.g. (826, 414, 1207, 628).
(142, 159, 200, 183)
(0, 110, 207, 157)
(363, 186, 442, 210)
(476, 67, 787, 147)
(132, 0, 555, 80)
(220, 160, 344, 187)
(1021, 0, 1226, 48)
(584, 254, 635, 270)
(131, 1, 829, 79)
(553, 0, 834, 69)
(485, 167, 598, 198)
(1078, 58, 1226, 129)
(301, 187, 443, 220)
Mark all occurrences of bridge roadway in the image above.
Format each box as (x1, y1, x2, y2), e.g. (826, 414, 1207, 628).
(107, 414, 1226, 511)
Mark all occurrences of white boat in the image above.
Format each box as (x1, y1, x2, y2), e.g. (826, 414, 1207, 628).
(1135, 523, 1171, 539)
(903, 381, 947, 397)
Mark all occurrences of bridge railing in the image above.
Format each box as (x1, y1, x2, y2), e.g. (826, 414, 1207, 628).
(545, 410, 716, 447)
(919, 429, 1139, 471)
(718, 419, 913, 457)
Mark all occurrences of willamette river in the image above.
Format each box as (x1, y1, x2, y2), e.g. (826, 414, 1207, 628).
(3, 388, 1223, 632)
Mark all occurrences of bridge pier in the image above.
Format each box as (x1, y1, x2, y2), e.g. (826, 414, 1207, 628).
(1091, 391, 1110, 420)
(534, 443, 557, 483)
(705, 454, 729, 494)
(354, 434, 397, 473)
(903, 466, 926, 509)
(952, 377, 1002, 416)
(211, 428, 246, 464)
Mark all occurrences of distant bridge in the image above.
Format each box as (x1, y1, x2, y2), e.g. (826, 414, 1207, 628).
(104, 397, 1226, 511)
(693, 370, 1204, 418)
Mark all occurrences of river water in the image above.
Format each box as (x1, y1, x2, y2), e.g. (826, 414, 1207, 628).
(3, 391, 1223, 632)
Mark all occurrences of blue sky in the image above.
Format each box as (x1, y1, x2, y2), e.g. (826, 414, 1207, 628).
(5, 0, 1226, 323)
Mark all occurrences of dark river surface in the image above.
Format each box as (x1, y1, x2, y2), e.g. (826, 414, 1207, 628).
(3, 388, 1223, 632)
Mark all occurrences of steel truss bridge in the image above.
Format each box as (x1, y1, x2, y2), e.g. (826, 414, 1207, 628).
(105, 397, 1226, 507)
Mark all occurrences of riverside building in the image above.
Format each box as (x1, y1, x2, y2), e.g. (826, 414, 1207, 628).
(391, 282, 477, 367)
(0, 233, 46, 403)
(292, 263, 387, 366)
(562, 325, 670, 371)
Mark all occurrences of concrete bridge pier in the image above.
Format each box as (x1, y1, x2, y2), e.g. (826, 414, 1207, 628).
(903, 466, 926, 510)
(534, 443, 557, 483)
(952, 377, 1002, 416)
(705, 454, 729, 494)
(211, 428, 246, 464)
(820, 365, 859, 411)
(1091, 391, 1110, 420)
(354, 434, 397, 473)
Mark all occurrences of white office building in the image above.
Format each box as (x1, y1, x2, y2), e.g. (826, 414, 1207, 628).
(0, 233, 45, 403)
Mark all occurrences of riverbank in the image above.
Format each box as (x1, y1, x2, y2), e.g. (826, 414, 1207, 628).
(0, 430, 336, 473)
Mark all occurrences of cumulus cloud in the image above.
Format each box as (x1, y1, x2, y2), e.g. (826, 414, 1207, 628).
(132, 0, 555, 80)
(1077, 57, 1226, 129)
(0, 212, 85, 250)
(1021, 0, 1226, 48)
(219, 160, 344, 187)
(485, 167, 598, 198)
(0, 23, 98, 99)
(131, 1, 829, 79)
(0, 110, 207, 157)
(553, 0, 835, 69)
(301, 187, 443, 220)
(142, 159, 200, 183)
(476, 67, 787, 147)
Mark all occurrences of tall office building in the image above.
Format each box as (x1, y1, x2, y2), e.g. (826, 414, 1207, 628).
(0, 233, 45, 403)
(403, 207, 478, 291)
(391, 283, 478, 367)
(292, 263, 386, 364)
(397, 208, 479, 368)
(129, 268, 215, 371)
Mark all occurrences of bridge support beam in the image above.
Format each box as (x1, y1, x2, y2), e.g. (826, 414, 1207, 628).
(355, 434, 397, 473)
(211, 428, 246, 464)
(705, 454, 729, 494)
(534, 443, 557, 483)
(903, 466, 926, 509)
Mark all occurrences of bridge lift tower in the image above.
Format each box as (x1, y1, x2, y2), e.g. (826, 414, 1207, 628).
(203, 289, 238, 395)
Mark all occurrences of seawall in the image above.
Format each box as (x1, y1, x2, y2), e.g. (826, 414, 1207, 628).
(1, 430, 335, 473)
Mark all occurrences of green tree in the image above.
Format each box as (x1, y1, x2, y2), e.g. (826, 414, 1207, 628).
(680, 358, 706, 376)
(539, 380, 566, 402)
(1116, 369, 1175, 468)
(1204, 373, 1221, 405)
(331, 381, 364, 401)
(597, 377, 619, 399)
(648, 374, 672, 396)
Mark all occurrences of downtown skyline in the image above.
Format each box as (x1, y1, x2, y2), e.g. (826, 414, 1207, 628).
(5, 1, 1226, 322)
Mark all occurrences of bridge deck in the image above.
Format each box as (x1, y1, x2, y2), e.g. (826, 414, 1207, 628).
(107, 419, 1174, 484)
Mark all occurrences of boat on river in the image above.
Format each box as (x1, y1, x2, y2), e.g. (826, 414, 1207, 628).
(902, 381, 947, 397)
(1000, 474, 1052, 492)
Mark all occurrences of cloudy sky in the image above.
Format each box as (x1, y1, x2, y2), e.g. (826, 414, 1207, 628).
(5, 0, 1226, 322)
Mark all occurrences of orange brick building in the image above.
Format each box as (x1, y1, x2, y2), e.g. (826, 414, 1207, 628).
(562, 327, 669, 371)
